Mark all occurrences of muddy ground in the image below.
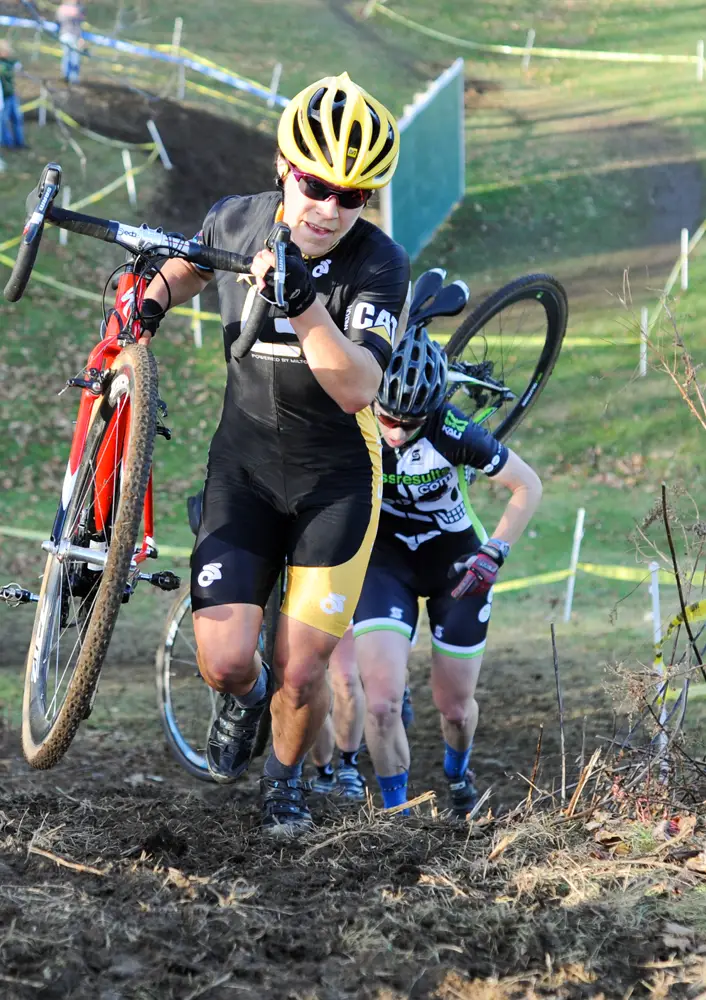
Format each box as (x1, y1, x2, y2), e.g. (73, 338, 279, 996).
(2, 635, 705, 1000)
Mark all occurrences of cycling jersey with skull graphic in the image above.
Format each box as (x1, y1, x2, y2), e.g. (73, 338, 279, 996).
(378, 403, 509, 557)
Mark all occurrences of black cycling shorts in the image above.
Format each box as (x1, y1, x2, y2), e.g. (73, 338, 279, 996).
(352, 542, 492, 659)
(190, 413, 382, 639)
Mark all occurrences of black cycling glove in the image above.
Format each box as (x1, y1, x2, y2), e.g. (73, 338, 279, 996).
(139, 299, 166, 336)
(260, 241, 317, 318)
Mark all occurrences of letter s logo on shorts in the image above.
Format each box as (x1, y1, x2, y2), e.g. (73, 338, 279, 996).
(198, 562, 223, 588)
(320, 592, 346, 615)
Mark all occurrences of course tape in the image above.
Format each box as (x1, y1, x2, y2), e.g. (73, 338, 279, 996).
(654, 599, 706, 671)
(0, 522, 677, 591)
(184, 80, 281, 121)
(0, 524, 191, 559)
(53, 107, 156, 150)
(0, 146, 160, 273)
(0, 15, 288, 107)
(648, 217, 706, 332)
(372, 4, 699, 65)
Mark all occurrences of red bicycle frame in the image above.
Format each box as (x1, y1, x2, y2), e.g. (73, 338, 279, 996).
(51, 269, 156, 565)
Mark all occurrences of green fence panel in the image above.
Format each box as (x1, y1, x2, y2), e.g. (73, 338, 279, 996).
(381, 59, 464, 260)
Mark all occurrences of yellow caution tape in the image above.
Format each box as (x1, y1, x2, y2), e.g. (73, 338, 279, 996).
(53, 107, 156, 150)
(184, 79, 280, 120)
(0, 251, 103, 301)
(158, 44, 268, 92)
(434, 333, 639, 348)
(70, 146, 161, 209)
(0, 235, 21, 254)
(577, 563, 675, 584)
(0, 519, 688, 594)
(19, 97, 43, 113)
(654, 599, 706, 671)
(648, 218, 706, 332)
(494, 568, 571, 593)
(0, 148, 159, 257)
(16, 41, 63, 58)
(0, 524, 191, 558)
(373, 4, 699, 64)
(172, 304, 221, 322)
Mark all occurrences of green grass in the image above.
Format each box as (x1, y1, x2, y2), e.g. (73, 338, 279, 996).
(1, 1, 706, 712)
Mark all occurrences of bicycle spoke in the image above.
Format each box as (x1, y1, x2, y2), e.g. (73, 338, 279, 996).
(37, 397, 128, 725)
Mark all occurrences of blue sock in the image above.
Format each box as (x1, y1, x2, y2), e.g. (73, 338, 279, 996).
(234, 663, 268, 708)
(443, 742, 472, 780)
(377, 772, 409, 809)
(264, 753, 303, 781)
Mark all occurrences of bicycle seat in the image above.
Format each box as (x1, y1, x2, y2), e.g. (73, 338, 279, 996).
(408, 276, 469, 329)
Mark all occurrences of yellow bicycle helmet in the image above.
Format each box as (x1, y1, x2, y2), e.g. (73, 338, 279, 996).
(278, 72, 400, 190)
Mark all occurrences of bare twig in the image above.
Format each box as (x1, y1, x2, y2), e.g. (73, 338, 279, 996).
(661, 482, 706, 684)
(28, 846, 107, 876)
(565, 748, 601, 818)
(525, 724, 544, 812)
(0, 974, 45, 989)
(384, 789, 436, 816)
(487, 833, 518, 862)
(551, 623, 567, 806)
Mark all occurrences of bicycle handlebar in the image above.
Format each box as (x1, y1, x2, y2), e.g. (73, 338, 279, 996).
(4, 163, 286, 358)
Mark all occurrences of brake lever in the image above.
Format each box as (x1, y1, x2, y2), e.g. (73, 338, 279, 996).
(23, 182, 59, 245)
(265, 223, 291, 310)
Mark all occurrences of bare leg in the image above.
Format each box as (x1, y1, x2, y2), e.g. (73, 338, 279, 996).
(270, 614, 337, 767)
(311, 708, 335, 767)
(430, 651, 483, 752)
(329, 627, 365, 753)
(193, 603, 263, 695)
(356, 630, 410, 776)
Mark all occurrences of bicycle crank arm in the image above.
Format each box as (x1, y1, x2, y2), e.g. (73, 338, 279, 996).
(137, 570, 182, 591)
(1, 583, 39, 606)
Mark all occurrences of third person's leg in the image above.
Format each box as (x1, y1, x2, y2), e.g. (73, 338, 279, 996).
(329, 627, 366, 799)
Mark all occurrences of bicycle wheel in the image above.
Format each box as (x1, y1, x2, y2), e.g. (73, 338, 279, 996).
(444, 274, 567, 442)
(22, 344, 158, 768)
(156, 579, 282, 780)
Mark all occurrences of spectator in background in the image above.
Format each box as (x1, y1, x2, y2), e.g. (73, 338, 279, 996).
(0, 40, 25, 150)
(56, 3, 84, 84)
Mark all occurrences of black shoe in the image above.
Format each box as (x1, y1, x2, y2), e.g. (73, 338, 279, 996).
(206, 665, 272, 783)
(447, 770, 479, 818)
(260, 776, 313, 836)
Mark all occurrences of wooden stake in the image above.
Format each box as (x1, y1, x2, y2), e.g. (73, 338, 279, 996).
(551, 623, 567, 806)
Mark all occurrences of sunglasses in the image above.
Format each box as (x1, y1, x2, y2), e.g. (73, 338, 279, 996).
(285, 160, 370, 210)
(375, 410, 427, 431)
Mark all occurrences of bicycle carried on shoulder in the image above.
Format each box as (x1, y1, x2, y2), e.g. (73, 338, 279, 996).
(1, 162, 286, 769)
(155, 266, 568, 780)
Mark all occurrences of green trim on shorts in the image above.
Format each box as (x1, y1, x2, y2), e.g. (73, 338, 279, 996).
(431, 638, 486, 659)
(353, 622, 412, 638)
